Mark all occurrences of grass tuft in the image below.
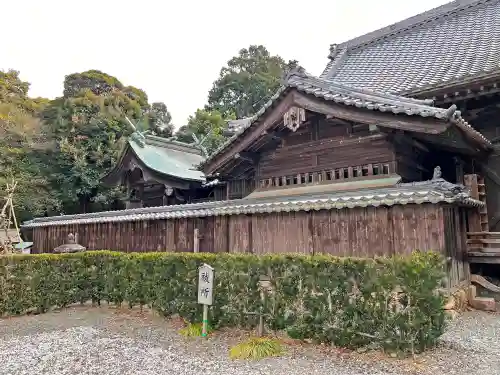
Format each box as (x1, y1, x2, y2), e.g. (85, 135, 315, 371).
(229, 337, 284, 360)
(178, 322, 213, 337)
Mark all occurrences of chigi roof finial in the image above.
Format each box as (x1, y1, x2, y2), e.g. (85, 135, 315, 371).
(125, 116, 146, 148)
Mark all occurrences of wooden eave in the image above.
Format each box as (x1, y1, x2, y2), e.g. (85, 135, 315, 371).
(203, 89, 490, 176)
(406, 70, 500, 104)
(203, 88, 295, 176)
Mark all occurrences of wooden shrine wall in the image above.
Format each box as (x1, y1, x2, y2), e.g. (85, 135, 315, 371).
(256, 123, 396, 190)
(32, 204, 447, 256)
(32, 203, 465, 283)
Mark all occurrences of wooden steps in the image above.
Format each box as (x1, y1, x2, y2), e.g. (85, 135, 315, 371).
(467, 232, 500, 238)
(467, 239, 500, 244)
(477, 176, 488, 232)
(464, 175, 489, 232)
(466, 231, 500, 253)
(464, 175, 499, 261)
(468, 251, 500, 263)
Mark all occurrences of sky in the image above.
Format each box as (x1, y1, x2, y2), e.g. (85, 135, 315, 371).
(1, 0, 451, 126)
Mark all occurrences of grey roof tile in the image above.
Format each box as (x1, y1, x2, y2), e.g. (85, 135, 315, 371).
(22, 178, 482, 228)
(321, 0, 500, 94)
(226, 118, 253, 134)
(203, 68, 490, 166)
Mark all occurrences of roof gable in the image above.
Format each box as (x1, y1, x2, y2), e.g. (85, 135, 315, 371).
(104, 132, 206, 184)
(321, 0, 500, 94)
(202, 68, 490, 173)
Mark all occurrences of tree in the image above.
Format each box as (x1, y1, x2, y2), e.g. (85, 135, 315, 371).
(0, 69, 180, 219)
(147, 102, 174, 137)
(0, 70, 58, 221)
(206, 45, 297, 119)
(175, 109, 229, 154)
(43, 70, 154, 214)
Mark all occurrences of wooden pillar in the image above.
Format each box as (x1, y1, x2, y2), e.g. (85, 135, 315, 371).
(454, 157, 465, 184)
(464, 174, 481, 233)
(194, 228, 200, 253)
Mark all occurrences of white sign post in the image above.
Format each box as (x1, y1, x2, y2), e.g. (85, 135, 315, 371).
(198, 263, 214, 337)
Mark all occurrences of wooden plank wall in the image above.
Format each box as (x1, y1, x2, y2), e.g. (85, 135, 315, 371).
(259, 135, 395, 179)
(442, 206, 469, 287)
(33, 203, 453, 260)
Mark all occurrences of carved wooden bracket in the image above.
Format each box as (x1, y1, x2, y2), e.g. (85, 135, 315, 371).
(283, 106, 306, 132)
(164, 185, 174, 196)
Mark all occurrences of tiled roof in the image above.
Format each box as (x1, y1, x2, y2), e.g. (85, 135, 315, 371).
(203, 68, 490, 167)
(321, 0, 500, 94)
(226, 118, 252, 135)
(22, 178, 482, 228)
(107, 132, 206, 182)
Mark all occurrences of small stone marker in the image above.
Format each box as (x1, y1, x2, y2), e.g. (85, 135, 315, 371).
(198, 263, 214, 337)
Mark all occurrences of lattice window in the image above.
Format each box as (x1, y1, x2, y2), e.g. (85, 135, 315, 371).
(258, 163, 392, 190)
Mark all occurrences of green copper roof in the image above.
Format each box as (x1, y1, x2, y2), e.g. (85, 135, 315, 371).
(127, 133, 205, 182)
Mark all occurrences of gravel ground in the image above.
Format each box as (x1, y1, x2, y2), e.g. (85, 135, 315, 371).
(0, 306, 499, 375)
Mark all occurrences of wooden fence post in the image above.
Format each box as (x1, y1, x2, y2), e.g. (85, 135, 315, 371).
(194, 228, 199, 253)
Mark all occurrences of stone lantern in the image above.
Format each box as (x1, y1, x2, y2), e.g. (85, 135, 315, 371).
(53, 233, 86, 254)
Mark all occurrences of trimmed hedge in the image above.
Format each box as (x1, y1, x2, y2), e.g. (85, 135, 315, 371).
(0, 251, 445, 353)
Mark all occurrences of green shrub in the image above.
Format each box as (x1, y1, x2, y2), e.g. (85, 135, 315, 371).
(229, 337, 284, 360)
(0, 250, 445, 353)
(179, 322, 214, 337)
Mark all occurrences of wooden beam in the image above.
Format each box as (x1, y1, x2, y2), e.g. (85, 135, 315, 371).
(194, 228, 199, 253)
(412, 139, 430, 153)
(325, 116, 353, 126)
(234, 151, 258, 164)
(489, 211, 500, 231)
(204, 90, 294, 174)
(260, 130, 283, 142)
(479, 163, 500, 186)
(468, 252, 500, 264)
(395, 156, 429, 173)
(293, 91, 449, 134)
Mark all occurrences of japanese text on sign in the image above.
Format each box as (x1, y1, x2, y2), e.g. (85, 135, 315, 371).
(198, 264, 214, 305)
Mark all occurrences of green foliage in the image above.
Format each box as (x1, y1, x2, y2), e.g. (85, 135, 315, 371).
(0, 70, 30, 108)
(41, 70, 173, 215)
(148, 102, 174, 138)
(0, 71, 59, 221)
(63, 70, 124, 98)
(229, 337, 284, 360)
(0, 68, 178, 220)
(2, 44, 295, 220)
(179, 322, 214, 337)
(206, 45, 298, 118)
(175, 109, 230, 154)
(0, 251, 445, 354)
